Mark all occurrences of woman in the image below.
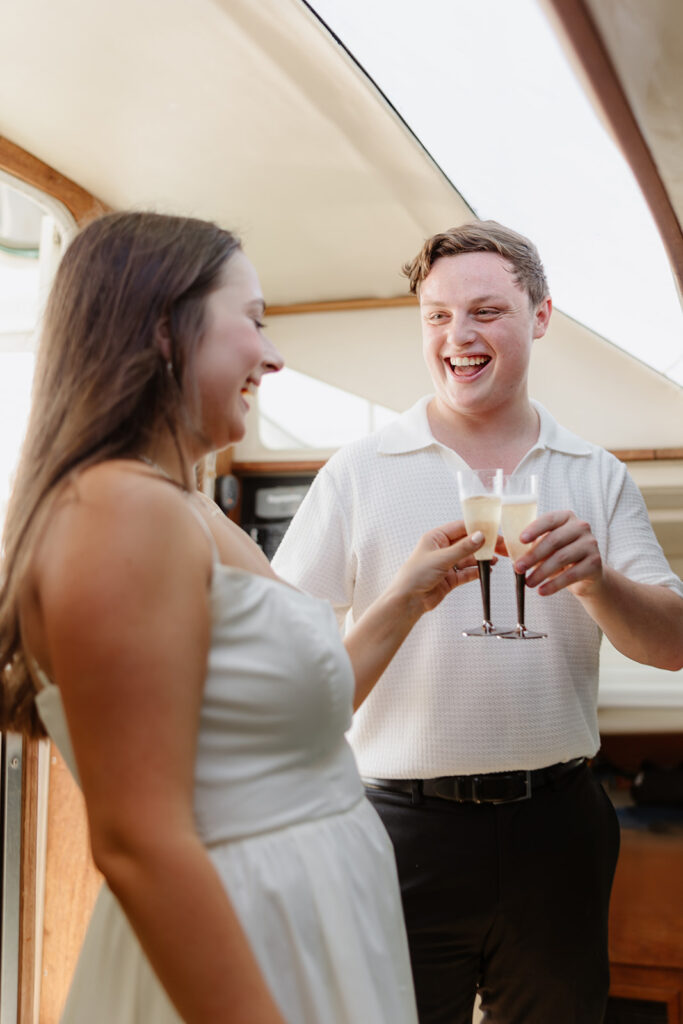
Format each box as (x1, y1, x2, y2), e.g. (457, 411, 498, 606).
(0, 211, 485, 1023)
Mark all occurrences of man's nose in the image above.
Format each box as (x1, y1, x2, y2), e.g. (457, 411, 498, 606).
(447, 312, 476, 346)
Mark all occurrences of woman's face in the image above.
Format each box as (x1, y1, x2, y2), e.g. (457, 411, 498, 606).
(189, 251, 283, 454)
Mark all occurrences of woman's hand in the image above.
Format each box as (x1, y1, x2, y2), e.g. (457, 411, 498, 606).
(346, 521, 488, 708)
(389, 520, 487, 618)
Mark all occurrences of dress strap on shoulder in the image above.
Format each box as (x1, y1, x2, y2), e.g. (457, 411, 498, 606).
(135, 456, 222, 568)
(185, 498, 222, 567)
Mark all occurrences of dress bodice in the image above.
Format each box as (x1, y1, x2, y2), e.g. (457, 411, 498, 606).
(36, 563, 363, 843)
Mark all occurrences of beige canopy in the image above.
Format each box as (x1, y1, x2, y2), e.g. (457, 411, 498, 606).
(0, 0, 680, 454)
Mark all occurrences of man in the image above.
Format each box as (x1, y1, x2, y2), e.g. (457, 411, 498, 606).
(272, 221, 683, 1023)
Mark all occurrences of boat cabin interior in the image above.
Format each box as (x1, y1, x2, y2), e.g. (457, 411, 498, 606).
(0, 1, 681, 1021)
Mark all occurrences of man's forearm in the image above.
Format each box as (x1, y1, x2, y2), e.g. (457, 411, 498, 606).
(576, 567, 683, 670)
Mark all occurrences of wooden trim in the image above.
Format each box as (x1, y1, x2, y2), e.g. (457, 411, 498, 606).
(265, 295, 417, 316)
(229, 453, 680, 471)
(18, 736, 40, 1024)
(608, 971, 682, 1023)
(609, 448, 683, 462)
(0, 136, 109, 224)
(546, 0, 683, 293)
(229, 460, 325, 475)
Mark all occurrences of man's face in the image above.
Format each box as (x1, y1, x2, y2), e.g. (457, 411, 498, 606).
(419, 251, 551, 423)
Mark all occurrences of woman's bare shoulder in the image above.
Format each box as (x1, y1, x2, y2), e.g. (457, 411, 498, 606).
(23, 461, 213, 693)
(34, 460, 210, 596)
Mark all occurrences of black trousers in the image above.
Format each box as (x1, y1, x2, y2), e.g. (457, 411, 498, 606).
(366, 762, 620, 1024)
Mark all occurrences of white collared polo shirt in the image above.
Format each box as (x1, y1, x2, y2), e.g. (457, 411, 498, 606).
(273, 397, 683, 777)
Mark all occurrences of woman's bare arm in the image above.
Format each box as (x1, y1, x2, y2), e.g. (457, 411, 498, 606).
(344, 523, 485, 709)
(29, 466, 286, 1024)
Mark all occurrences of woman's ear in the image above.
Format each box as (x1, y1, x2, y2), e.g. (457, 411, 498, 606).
(154, 317, 172, 361)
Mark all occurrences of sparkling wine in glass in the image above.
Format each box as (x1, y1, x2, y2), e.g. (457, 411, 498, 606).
(500, 473, 547, 640)
(457, 468, 509, 637)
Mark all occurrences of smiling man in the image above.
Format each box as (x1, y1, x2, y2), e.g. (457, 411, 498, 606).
(272, 221, 683, 1024)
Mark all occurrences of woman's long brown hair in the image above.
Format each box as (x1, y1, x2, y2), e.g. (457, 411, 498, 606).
(0, 211, 241, 735)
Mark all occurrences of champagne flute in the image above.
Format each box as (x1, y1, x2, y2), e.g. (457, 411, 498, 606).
(499, 473, 547, 640)
(456, 468, 509, 636)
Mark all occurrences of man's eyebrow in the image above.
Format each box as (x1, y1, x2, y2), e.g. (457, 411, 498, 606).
(421, 294, 506, 307)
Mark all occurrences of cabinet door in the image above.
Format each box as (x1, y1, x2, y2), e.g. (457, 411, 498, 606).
(608, 974, 682, 1023)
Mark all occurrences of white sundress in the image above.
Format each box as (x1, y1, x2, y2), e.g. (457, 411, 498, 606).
(36, 551, 418, 1024)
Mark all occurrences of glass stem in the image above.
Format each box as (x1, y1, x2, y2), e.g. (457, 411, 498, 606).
(478, 560, 492, 623)
(515, 571, 526, 629)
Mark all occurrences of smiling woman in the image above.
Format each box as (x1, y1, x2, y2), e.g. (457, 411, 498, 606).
(188, 251, 283, 454)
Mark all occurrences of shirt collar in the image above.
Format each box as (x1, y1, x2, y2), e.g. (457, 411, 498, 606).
(377, 396, 593, 458)
(530, 400, 593, 456)
(377, 396, 437, 454)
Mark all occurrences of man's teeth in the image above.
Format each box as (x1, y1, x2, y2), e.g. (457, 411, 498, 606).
(450, 356, 488, 367)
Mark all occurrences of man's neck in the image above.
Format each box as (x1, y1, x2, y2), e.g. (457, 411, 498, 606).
(427, 398, 540, 474)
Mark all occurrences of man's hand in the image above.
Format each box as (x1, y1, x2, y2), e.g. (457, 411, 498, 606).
(501, 511, 683, 670)
(513, 510, 604, 598)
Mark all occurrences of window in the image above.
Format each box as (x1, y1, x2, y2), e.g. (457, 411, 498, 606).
(0, 179, 72, 529)
(258, 367, 398, 450)
(309, 0, 683, 386)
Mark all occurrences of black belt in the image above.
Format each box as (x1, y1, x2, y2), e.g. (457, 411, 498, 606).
(363, 757, 586, 806)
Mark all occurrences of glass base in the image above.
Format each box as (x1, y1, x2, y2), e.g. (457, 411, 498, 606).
(462, 623, 514, 637)
(499, 626, 548, 640)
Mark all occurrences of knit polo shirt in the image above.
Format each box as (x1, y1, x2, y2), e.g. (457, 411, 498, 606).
(273, 397, 683, 777)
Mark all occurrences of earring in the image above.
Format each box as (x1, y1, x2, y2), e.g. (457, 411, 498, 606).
(166, 360, 173, 376)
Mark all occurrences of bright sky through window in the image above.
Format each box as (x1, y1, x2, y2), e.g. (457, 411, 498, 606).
(310, 0, 683, 386)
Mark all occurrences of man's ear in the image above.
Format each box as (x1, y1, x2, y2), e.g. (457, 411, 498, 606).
(155, 317, 172, 360)
(533, 297, 552, 341)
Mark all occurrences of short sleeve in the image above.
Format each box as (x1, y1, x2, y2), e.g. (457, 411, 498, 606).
(605, 463, 683, 596)
(272, 465, 357, 626)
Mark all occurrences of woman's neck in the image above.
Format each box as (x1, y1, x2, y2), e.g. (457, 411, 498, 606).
(137, 436, 198, 489)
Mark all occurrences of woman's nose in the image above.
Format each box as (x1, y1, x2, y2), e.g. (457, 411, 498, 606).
(260, 333, 284, 375)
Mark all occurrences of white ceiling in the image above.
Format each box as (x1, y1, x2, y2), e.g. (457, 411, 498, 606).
(0, 0, 474, 304)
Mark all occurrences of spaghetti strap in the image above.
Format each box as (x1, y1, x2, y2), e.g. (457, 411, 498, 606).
(185, 498, 222, 568)
(135, 456, 222, 569)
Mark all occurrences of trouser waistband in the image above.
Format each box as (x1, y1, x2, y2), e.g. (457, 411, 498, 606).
(363, 757, 587, 805)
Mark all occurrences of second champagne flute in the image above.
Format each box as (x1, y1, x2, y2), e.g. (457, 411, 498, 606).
(500, 472, 547, 640)
(456, 468, 509, 637)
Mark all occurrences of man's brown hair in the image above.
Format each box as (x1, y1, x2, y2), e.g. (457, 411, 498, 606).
(402, 219, 549, 307)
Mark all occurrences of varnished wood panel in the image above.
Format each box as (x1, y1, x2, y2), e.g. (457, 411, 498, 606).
(265, 295, 417, 316)
(39, 745, 101, 1024)
(229, 460, 325, 476)
(609, 969, 682, 1023)
(0, 136, 108, 224)
(610, 449, 683, 462)
(609, 829, 683, 970)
